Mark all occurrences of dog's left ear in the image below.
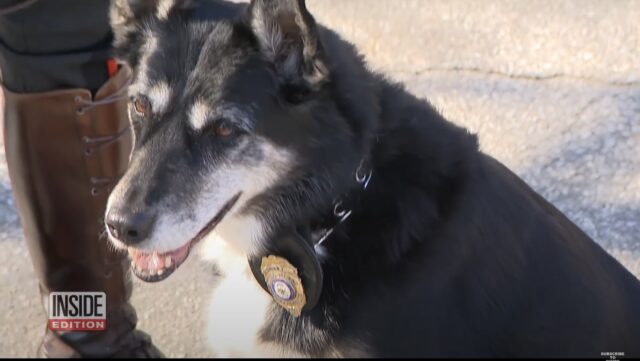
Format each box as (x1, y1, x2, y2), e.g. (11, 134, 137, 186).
(247, 0, 329, 96)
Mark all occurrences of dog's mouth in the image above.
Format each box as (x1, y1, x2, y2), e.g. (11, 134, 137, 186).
(129, 192, 242, 283)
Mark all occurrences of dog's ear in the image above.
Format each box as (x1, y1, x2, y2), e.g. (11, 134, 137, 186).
(110, 0, 193, 67)
(247, 0, 329, 98)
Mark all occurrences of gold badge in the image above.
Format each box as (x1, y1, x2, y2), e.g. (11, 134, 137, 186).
(260, 255, 306, 317)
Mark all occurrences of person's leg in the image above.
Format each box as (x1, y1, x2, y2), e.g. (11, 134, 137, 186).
(0, 0, 162, 357)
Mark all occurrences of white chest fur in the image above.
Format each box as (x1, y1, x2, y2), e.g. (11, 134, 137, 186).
(201, 236, 307, 358)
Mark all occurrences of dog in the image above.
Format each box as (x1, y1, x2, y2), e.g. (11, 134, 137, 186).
(105, 0, 640, 357)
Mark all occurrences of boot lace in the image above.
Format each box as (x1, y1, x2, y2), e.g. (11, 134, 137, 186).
(75, 77, 132, 197)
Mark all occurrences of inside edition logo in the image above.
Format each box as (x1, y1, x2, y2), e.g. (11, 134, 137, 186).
(48, 292, 107, 331)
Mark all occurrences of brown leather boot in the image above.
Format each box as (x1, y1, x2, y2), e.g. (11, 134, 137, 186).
(2, 67, 163, 358)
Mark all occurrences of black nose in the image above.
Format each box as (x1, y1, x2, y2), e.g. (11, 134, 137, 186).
(105, 209, 155, 245)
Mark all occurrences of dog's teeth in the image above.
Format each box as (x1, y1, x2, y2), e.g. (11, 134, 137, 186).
(165, 257, 173, 268)
(128, 248, 134, 257)
(158, 269, 164, 276)
(151, 253, 161, 268)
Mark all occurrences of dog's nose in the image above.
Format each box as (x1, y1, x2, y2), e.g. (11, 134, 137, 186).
(105, 209, 155, 245)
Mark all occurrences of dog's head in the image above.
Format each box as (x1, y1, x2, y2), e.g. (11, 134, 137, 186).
(106, 0, 365, 282)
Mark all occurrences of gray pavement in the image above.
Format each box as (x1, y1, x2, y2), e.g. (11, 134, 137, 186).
(1, 0, 639, 357)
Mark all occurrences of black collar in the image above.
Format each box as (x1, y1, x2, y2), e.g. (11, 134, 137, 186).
(313, 160, 373, 247)
(248, 160, 373, 317)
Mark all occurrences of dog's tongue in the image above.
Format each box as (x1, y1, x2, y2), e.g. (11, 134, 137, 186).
(129, 242, 191, 281)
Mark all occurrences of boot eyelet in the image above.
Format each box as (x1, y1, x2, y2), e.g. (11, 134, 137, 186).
(76, 107, 86, 116)
(84, 148, 93, 156)
(91, 187, 100, 196)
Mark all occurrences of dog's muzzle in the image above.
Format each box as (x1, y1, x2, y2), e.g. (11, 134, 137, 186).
(109, 192, 241, 282)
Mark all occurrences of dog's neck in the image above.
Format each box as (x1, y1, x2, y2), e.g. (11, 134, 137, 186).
(245, 159, 373, 315)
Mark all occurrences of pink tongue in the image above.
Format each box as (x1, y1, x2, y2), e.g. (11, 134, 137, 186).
(131, 242, 191, 271)
(131, 252, 157, 270)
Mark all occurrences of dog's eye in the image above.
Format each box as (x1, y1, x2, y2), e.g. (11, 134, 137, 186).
(214, 120, 234, 137)
(132, 96, 151, 118)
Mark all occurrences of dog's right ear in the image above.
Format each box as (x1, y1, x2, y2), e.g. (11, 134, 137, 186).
(110, 0, 193, 68)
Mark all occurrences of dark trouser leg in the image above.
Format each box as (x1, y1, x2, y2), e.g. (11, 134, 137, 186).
(0, 0, 162, 357)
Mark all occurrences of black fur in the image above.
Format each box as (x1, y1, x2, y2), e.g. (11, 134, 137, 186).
(111, 0, 640, 357)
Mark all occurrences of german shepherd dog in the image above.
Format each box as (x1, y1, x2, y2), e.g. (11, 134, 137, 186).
(105, 0, 640, 357)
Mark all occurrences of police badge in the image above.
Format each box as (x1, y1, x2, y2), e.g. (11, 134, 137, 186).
(260, 255, 307, 317)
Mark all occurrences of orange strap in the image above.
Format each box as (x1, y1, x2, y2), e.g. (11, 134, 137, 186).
(107, 58, 119, 78)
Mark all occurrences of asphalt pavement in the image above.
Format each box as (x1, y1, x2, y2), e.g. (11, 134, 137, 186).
(1, 0, 638, 357)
